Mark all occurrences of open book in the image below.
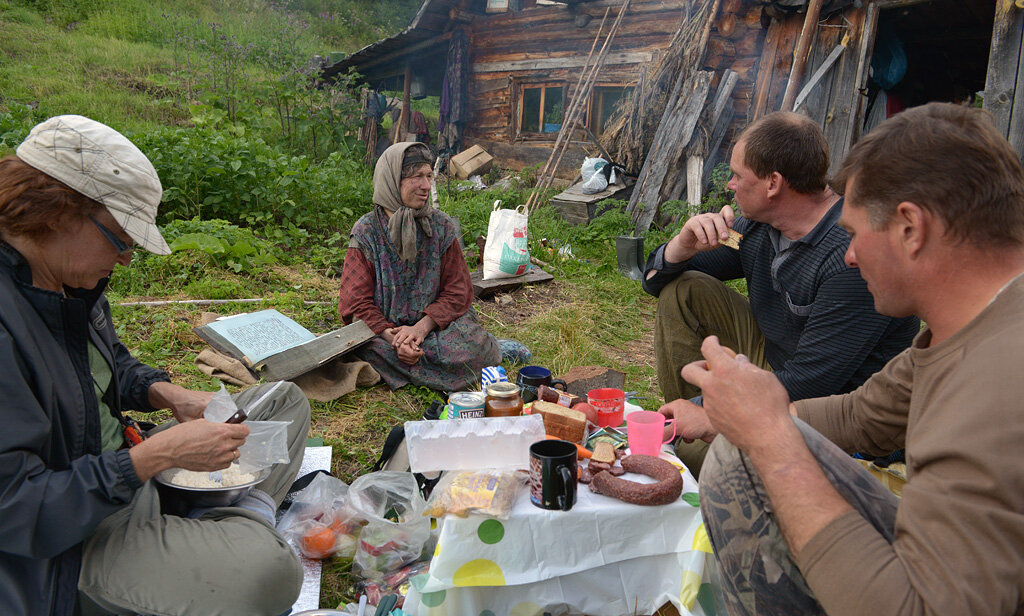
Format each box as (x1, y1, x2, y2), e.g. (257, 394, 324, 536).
(193, 309, 375, 381)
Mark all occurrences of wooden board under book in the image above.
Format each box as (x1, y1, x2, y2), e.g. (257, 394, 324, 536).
(194, 316, 375, 382)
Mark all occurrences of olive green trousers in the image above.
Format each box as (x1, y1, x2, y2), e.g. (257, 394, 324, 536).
(78, 382, 310, 616)
(654, 271, 770, 478)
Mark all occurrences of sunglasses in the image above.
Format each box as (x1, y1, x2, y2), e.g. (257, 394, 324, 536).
(89, 215, 135, 255)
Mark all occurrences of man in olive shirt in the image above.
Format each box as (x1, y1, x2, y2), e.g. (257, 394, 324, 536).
(663, 103, 1024, 614)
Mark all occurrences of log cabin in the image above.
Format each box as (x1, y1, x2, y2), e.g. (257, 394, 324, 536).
(326, 0, 1021, 219)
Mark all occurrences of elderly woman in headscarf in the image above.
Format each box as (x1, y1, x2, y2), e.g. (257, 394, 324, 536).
(338, 142, 504, 391)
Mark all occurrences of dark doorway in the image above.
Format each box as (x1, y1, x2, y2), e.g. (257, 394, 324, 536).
(864, 0, 994, 130)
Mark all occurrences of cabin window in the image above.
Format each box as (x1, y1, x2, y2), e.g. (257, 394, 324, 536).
(519, 84, 564, 137)
(589, 85, 634, 136)
(486, 0, 510, 13)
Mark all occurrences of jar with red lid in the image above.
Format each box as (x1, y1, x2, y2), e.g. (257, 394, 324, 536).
(485, 382, 523, 417)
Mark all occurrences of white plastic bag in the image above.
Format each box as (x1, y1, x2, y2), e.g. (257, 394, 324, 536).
(581, 169, 609, 194)
(482, 200, 531, 280)
(580, 157, 607, 183)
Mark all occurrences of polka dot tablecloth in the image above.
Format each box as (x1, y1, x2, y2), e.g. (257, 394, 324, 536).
(404, 452, 714, 616)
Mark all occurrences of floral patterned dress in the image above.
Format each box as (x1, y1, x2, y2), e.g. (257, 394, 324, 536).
(346, 208, 500, 391)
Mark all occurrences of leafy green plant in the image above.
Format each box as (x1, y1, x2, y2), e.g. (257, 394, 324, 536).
(0, 102, 44, 154)
(165, 218, 278, 273)
(133, 122, 370, 232)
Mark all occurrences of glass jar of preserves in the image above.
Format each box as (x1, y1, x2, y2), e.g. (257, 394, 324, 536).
(485, 382, 523, 417)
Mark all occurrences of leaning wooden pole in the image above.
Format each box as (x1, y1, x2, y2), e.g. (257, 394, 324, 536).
(526, 0, 631, 212)
(533, 7, 609, 186)
(781, 0, 825, 112)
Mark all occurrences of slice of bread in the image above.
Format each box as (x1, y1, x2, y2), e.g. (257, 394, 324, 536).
(721, 228, 743, 250)
(533, 401, 587, 443)
(591, 441, 616, 465)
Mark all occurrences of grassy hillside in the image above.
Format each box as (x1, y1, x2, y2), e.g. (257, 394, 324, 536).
(0, 0, 686, 608)
(0, 0, 420, 131)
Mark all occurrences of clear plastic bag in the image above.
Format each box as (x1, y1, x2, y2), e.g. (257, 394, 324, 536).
(277, 473, 364, 560)
(202, 385, 238, 423)
(236, 421, 290, 474)
(423, 470, 527, 519)
(201, 384, 291, 474)
(348, 471, 431, 580)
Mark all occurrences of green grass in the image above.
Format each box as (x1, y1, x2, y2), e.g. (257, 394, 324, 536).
(0, 0, 420, 132)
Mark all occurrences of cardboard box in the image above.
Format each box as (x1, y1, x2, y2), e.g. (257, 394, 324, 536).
(451, 144, 494, 180)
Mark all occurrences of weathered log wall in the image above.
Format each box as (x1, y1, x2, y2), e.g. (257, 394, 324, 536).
(463, 0, 689, 160)
(458, 0, 791, 176)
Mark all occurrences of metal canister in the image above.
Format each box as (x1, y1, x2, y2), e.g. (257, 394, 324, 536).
(448, 391, 486, 419)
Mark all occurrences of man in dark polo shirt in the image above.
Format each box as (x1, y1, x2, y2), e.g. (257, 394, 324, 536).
(643, 112, 919, 476)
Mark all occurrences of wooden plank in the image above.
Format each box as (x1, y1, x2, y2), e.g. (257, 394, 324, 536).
(255, 321, 376, 382)
(631, 71, 713, 234)
(848, 2, 880, 148)
(799, 23, 837, 127)
(984, 0, 1024, 154)
(550, 180, 630, 204)
(751, 15, 784, 119)
(702, 105, 735, 189)
(470, 267, 555, 297)
(473, 51, 654, 73)
(817, 6, 868, 176)
(781, 0, 825, 111)
(793, 43, 846, 112)
(686, 155, 704, 207)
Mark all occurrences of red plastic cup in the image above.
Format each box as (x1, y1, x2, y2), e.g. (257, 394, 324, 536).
(588, 388, 625, 427)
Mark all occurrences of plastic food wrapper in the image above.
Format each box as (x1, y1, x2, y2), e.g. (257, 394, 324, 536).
(359, 560, 430, 608)
(348, 471, 431, 580)
(404, 414, 545, 474)
(424, 470, 527, 519)
(201, 385, 291, 473)
(277, 473, 364, 560)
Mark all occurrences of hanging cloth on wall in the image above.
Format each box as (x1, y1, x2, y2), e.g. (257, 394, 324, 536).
(438, 28, 469, 156)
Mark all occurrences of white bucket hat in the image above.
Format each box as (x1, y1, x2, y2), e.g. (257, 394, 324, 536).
(16, 115, 171, 255)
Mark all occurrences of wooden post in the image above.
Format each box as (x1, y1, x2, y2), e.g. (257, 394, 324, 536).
(781, 0, 825, 112)
(984, 0, 1024, 157)
(396, 64, 413, 143)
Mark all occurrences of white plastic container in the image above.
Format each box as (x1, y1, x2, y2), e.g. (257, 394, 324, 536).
(405, 414, 546, 474)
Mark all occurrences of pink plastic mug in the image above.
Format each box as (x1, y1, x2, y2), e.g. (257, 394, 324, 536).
(626, 411, 676, 456)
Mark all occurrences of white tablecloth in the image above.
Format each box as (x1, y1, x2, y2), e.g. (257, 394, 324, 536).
(403, 450, 715, 616)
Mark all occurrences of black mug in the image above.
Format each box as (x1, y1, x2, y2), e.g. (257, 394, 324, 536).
(529, 439, 577, 511)
(516, 365, 567, 403)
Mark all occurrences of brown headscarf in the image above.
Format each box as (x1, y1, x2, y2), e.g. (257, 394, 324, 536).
(368, 142, 435, 262)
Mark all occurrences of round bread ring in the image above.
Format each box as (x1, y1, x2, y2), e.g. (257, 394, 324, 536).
(588, 454, 682, 506)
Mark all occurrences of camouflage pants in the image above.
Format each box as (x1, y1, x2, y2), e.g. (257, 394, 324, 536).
(699, 418, 899, 616)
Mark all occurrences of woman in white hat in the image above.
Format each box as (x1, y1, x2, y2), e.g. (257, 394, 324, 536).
(0, 115, 309, 616)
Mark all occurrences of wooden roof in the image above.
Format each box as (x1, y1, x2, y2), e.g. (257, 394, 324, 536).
(322, 0, 466, 85)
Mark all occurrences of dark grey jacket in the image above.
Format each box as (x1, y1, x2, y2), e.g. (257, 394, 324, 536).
(0, 241, 170, 615)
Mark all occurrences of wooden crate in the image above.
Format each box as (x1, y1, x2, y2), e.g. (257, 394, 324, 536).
(451, 144, 494, 179)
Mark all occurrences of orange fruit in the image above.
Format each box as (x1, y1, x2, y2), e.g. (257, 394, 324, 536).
(301, 524, 338, 559)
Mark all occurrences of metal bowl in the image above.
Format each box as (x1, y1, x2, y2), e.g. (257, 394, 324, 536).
(153, 466, 271, 515)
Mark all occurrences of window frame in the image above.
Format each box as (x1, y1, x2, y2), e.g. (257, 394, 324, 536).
(587, 84, 636, 137)
(514, 81, 567, 142)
